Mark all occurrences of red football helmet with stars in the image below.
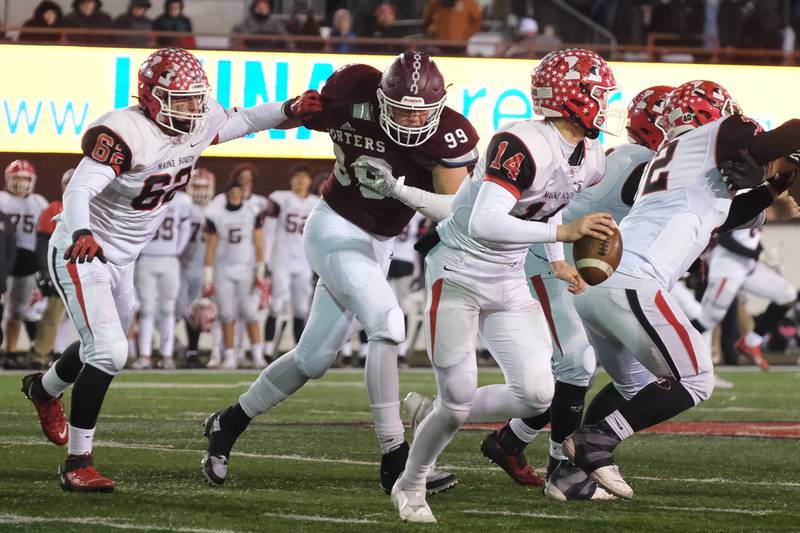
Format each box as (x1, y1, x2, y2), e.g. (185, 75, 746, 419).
(626, 85, 673, 150)
(4, 159, 37, 197)
(188, 167, 216, 206)
(138, 48, 211, 136)
(531, 48, 621, 139)
(658, 80, 740, 140)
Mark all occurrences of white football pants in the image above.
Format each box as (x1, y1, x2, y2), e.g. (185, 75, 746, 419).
(135, 254, 180, 357)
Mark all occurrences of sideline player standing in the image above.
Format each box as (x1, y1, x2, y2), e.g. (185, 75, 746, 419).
(203, 52, 479, 494)
(133, 190, 192, 369)
(0, 160, 48, 354)
(391, 49, 618, 523)
(478, 86, 672, 500)
(263, 165, 319, 358)
(567, 80, 800, 499)
(20, 47, 322, 492)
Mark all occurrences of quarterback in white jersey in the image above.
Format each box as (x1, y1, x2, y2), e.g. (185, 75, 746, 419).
(263, 165, 319, 357)
(393, 49, 618, 523)
(20, 47, 323, 492)
(178, 168, 215, 368)
(203, 177, 268, 370)
(0, 160, 48, 353)
(567, 80, 800, 500)
(482, 86, 671, 500)
(134, 191, 193, 369)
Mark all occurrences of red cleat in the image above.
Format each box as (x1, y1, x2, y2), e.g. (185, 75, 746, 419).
(480, 430, 545, 486)
(59, 454, 115, 493)
(735, 337, 770, 371)
(21, 372, 68, 445)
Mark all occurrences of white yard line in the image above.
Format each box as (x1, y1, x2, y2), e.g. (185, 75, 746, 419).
(0, 514, 242, 533)
(3, 437, 799, 488)
(653, 506, 774, 516)
(261, 512, 377, 524)
(461, 510, 575, 520)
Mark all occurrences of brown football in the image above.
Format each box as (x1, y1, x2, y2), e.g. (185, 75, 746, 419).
(573, 226, 623, 286)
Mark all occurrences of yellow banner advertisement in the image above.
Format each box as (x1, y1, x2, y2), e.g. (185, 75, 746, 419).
(0, 44, 798, 158)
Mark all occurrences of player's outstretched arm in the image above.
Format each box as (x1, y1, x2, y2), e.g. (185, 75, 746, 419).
(215, 90, 322, 144)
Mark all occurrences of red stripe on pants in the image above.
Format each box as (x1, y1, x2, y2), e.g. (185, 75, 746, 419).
(66, 262, 92, 334)
(531, 275, 562, 353)
(429, 278, 444, 363)
(654, 290, 698, 373)
(713, 278, 728, 302)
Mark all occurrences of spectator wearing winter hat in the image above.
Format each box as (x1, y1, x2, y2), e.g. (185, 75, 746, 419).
(232, 0, 287, 50)
(114, 0, 153, 47)
(153, 0, 196, 48)
(19, 1, 64, 42)
(62, 0, 113, 44)
(330, 8, 357, 53)
(286, 3, 321, 50)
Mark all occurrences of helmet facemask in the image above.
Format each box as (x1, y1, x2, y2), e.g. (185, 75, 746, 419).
(189, 178, 214, 205)
(7, 174, 34, 197)
(151, 83, 211, 136)
(377, 89, 447, 147)
(589, 85, 626, 137)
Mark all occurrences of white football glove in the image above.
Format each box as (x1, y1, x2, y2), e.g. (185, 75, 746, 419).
(351, 156, 403, 198)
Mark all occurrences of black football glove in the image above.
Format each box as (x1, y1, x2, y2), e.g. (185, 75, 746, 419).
(719, 148, 765, 190)
(766, 170, 796, 195)
(64, 229, 107, 264)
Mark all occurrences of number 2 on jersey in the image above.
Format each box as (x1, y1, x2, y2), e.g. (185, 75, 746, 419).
(131, 166, 192, 211)
(641, 139, 678, 196)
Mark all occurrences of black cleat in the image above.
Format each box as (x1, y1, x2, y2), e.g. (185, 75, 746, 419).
(380, 442, 458, 495)
(563, 421, 633, 499)
(202, 411, 232, 486)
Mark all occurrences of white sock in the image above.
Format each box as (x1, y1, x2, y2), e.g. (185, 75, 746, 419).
(365, 341, 405, 454)
(159, 313, 176, 358)
(398, 341, 407, 357)
(549, 439, 568, 461)
(224, 348, 235, 362)
(509, 417, 542, 444)
(68, 425, 95, 456)
(138, 315, 155, 358)
(605, 410, 635, 440)
(340, 341, 353, 357)
(42, 365, 70, 398)
(251, 342, 264, 359)
(745, 331, 763, 347)
(239, 350, 308, 417)
(264, 341, 274, 355)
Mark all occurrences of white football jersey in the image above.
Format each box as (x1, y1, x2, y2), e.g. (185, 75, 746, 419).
(211, 192, 268, 213)
(0, 191, 48, 251)
(140, 191, 193, 256)
(204, 200, 263, 267)
(180, 202, 207, 272)
(614, 116, 741, 290)
(393, 212, 424, 264)
(265, 190, 319, 270)
(60, 101, 229, 265)
(438, 120, 605, 264)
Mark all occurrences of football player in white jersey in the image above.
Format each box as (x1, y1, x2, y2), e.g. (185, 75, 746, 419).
(0, 160, 48, 354)
(476, 86, 672, 501)
(133, 190, 193, 369)
(389, 212, 424, 361)
(391, 49, 619, 523)
(263, 165, 319, 358)
(565, 80, 800, 499)
(19, 47, 322, 492)
(178, 168, 215, 368)
(203, 176, 269, 370)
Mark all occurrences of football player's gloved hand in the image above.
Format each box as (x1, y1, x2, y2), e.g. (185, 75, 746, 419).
(766, 170, 796, 195)
(283, 90, 323, 119)
(720, 149, 765, 190)
(35, 271, 57, 297)
(351, 156, 401, 198)
(64, 229, 107, 264)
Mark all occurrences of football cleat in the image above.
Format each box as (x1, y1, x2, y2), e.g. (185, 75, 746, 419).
(480, 429, 544, 486)
(714, 373, 734, 390)
(563, 422, 633, 499)
(401, 391, 433, 435)
(544, 460, 617, 501)
(202, 411, 232, 486)
(425, 467, 458, 494)
(735, 337, 769, 371)
(159, 357, 176, 370)
(391, 482, 437, 523)
(251, 353, 269, 369)
(222, 356, 238, 370)
(380, 442, 458, 495)
(21, 372, 68, 446)
(59, 454, 115, 493)
(132, 356, 152, 370)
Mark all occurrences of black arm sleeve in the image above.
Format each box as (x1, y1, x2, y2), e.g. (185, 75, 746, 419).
(717, 232, 762, 259)
(716, 185, 773, 233)
(0, 222, 17, 291)
(718, 115, 800, 165)
(483, 132, 535, 197)
(35, 232, 50, 280)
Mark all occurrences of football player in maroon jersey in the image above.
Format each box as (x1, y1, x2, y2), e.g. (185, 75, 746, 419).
(203, 52, 479, 495)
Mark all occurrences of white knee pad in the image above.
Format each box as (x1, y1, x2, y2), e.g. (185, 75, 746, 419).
(364, 305, 405, 345)
(777, 286, 796, 306)
(435, 359, 478, 414)
(158, 296, 177, 318)
(514, 371, 555, 413)
(553, 343, 596, 387)
(680, 368, 715, 404)
(90, 335, 129, 375)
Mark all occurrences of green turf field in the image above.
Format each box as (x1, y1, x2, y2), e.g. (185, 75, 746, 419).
(1, 368, 799, 532)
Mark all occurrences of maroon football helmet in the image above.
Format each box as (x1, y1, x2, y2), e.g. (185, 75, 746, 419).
(626, 85, 673, 150)
(658, 80, 740, 140)
(138, 48, 210, 136)
(377, 52, 447, 147)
